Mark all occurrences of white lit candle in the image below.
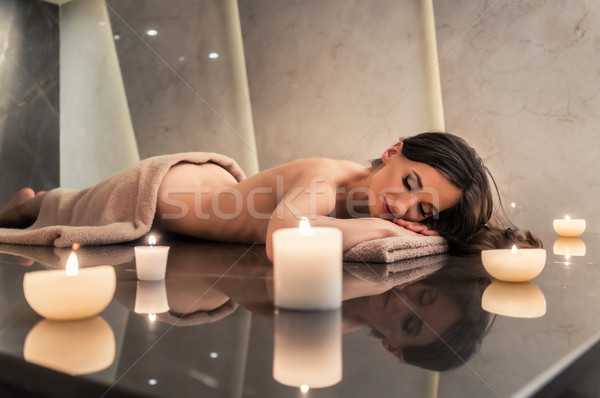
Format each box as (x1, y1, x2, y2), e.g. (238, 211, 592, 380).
(553, 215, 586, 237)
(272, 217, 343, 310)
(24, 316, 116, 375)
(482, 281, 546, 318)
(553, 237, 586, 257)
(134, 235, 170, 281)
(134, 280, 170, 318)
(23, 252, 116, 320)
(273, 309, 342, 388)
(481, 245, 546, 282)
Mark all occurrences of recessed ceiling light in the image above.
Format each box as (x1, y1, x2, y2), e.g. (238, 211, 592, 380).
(208, 52, 219, 59)
(146, 29, 158, 37)
(114, 34, 121, 40)
(148, 379, 158, 386)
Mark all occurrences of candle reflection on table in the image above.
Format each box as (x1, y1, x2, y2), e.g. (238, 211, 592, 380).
(553, 237, 586, 258)
(134, 280, 170, 320)
(23, 316, 116, 375)
(273, 309, 342, 389)
(481, 281, 546, 318)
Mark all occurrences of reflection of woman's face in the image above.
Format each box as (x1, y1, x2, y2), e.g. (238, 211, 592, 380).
(368, 283, 461, 358)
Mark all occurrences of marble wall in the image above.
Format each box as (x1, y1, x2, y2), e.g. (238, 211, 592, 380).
(60, 0, 140, 190)
(434, 0, 600, 233)
(106, 0, 259, 176)
(0, 0, 59, 207)
(239, 0, 443, 170)
(107, 0, 441, 173)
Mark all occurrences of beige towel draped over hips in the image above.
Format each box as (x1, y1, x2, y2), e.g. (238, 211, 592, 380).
(0, 152, 246, 247)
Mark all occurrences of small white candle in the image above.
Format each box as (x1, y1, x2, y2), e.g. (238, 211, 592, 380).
(481, 245, 546, 282)
(272, 218, 343, 310)
(482, 281, 546, 318)
(553, 237, 586, 257)
(273, 309, 342, 388)
(23, 252, 116, 320)
(134, 280, 170, 316)
(24, 316, 116, 375)
(134, 235, 170, 281)
(553, 215, 586, 237)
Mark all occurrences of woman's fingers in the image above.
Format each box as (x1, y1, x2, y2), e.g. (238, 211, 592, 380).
(392, 219, 438, 236)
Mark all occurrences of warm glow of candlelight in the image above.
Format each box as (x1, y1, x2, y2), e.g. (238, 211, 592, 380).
(299, 217, 311, 236)
(65, 252, 79, 276)
(148, 313, 156, 322)
(300, 385, 309, 393)
(148, 235, 157, 246)
(511, 245, 517, 254)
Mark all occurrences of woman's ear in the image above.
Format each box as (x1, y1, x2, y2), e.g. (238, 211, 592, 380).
(382, 338, 403, 359)
(381, 142, 404, 164)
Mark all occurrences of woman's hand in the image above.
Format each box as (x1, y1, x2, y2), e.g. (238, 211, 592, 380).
(373, 218, 422, 238)
(392, 219, 439, 236)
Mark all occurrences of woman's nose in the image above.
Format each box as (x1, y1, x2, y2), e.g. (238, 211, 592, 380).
(390, 196, 419, 219)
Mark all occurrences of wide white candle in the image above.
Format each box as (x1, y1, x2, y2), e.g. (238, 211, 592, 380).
(24, 316, 116, 375)
(272, 218, 342, 310)
(481, 245, 546, 282)
(553, 215, 586, 237)
(553, 237, 586, 257)
(134, 280, 170, 316)
(482, 281, 546, 318)
(273, 309, 342, 389)
(23, 252, 116, 320)
(134, 235, 170, 281)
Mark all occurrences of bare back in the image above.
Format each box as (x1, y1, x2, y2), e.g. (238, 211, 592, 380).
(155, 158, 368, 244)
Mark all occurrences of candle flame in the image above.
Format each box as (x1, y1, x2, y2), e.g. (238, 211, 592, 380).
(65, 251, 79, 276)
(149, 235, 157, 246)
(148, 313, 156, 322)
(511, 245, 518, 254)
(300, 385, 310, 393)
(299, 217, 312, 236)
(565, 215, 571, 221)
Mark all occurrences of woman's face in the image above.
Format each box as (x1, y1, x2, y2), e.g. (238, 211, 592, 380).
(368, 282, 461, 358)
(369, 142, 462, 222)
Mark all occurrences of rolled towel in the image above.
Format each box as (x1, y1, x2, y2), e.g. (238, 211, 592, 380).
(344, 236, 448, 263)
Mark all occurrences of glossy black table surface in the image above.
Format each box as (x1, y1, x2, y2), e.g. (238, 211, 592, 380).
(0, 230, 598, 398)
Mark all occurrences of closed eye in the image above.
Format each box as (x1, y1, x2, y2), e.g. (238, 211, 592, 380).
(403, 176, 414, 192)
